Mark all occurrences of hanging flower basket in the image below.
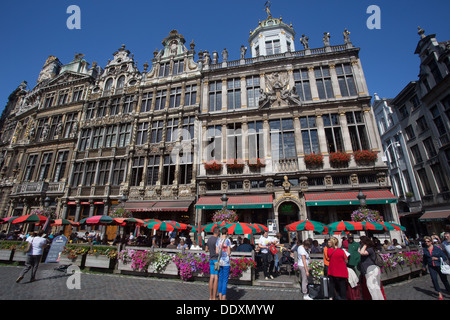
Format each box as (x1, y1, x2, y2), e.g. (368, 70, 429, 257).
(353, 150, 377, 163)
(351, 208, 383, 223)
(304, 153, 324, 166)
(110, 208, 133, 218)
(30, 208, 56, 220)
(226, 158, 245, 170)
(212, 208, 238, 223)
(329, 151, 351, 166)
(247, 158, 266, 168)
(204, 160, 222, 172)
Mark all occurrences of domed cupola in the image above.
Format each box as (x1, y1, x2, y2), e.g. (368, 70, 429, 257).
(248, 3, 296, 57)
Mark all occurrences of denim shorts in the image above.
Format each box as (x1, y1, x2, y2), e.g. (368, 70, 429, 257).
(209, 260, 219, 275)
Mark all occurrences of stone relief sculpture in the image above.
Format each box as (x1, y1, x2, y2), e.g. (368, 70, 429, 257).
(259, 72, 302, 107)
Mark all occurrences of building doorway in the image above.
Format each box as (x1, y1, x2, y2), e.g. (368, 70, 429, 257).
(278, 201, 299, 243)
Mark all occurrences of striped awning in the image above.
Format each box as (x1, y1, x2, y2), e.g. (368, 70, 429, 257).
(305, 190, 397, 206)
(195, 194, 273, 209)
(124, 200, 192, 212)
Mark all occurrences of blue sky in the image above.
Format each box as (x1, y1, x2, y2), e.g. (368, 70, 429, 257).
(0, 0, 449, 110)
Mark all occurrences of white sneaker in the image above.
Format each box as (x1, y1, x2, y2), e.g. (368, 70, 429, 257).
(269, 275, 274, 279)
(303, 294, 313, 300)
(265, 277, 269, 280)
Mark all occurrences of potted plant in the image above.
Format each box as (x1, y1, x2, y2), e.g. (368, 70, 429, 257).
(59, 244, 89, 266)
(353, 149, 378, 164)
(148, 251, 176, 275)
(229, 257, 257, 281)
(12, 241, 29, 262)
(204, 160, 222, 172)
(351, 208, 383, 222)
(304, 153, 324, 167)
(110, 208, 133, 218)
(85, 245, 118, 269)
(247, 158, 266, 169)
(226, 158, 245, 170)
(329, 151, 351, 167)
(0, 241, 20, 261)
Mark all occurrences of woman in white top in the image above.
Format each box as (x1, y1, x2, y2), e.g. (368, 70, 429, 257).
(297, 239, 312, 300)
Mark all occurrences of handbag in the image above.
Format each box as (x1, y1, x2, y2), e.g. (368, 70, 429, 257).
(214, 239, 225, 271)
(269, 244, 277, 255)
(440, 258, 450, 275)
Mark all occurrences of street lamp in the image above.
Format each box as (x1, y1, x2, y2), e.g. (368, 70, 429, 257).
(357, 190, 367, 208)
(221, 194, 228, 209)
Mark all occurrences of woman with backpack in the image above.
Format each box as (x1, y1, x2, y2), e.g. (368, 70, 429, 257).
(358, 236, 385, 300)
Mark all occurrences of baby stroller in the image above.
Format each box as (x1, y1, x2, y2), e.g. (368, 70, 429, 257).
(279, 249, 295, 276)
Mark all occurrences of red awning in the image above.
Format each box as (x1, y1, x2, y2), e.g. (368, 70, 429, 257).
(305, 189, 397, 206)
(123, 201, 157, 212)
(195, 194, 273, 209)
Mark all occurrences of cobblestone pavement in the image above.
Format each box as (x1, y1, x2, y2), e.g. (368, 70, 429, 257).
(1, 263, 450, 301)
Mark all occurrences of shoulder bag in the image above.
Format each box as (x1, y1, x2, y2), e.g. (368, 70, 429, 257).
(25, 237, 34, 253)
(440, 257, 450, 275)
(214, 238, 225, 271)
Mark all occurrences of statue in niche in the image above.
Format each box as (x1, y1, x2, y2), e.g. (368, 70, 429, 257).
(170, 40, 178, 56)
(282, 176, 291, 195)
(42, 123, 49, 140)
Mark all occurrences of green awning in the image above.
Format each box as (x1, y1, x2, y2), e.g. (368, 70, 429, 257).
(305, 190, 397, 206)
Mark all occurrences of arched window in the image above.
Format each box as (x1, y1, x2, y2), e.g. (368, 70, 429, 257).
(116, 76, 125, 94)
(104, 78, 113, 96)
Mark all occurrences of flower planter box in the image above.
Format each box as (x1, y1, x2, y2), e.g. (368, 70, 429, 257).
(12, 250, 28, 262)
(148, 260, 179, 275)
(58, 255, 85, 267)
(85, 255, 114, 269)
(118, 260, 134, 272)
(0, 249, 13, 262)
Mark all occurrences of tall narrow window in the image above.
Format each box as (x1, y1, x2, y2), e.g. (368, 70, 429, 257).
(410, 145, 423, 164)
(162, 155, 175, 185)
(116, 76, 125, 94)
(53, 151, 68, 182)
(71, 162, 84, 187)
(85, 103, 96, 119)
(72, 87, 84, 102)
(248, 121, 264, 160)
(49, 115, 62, 140)
(111, 159, 126, 185)
(64, 112, 78, 138)
(294, 69, 312, 101)
(123, 95, 135, 114)
(179, 152, 193, 185)
(140, 92, 153, 113)
(227, 78, 241, 110)
(97, 160, 111, 186)
(181, 116, 195, 141)
(91, 127, 104, 149)
(146, 155, 160, 186)
(423, 137, 437, 158)
(24, 155, 38, 181)
(57, 91, 68, 105)
(300, 116, 319, 154)
(270, 119, 296, 159)
(336, 63, 357, 97)
(104, 125, 118, 148)
(206, 126, 222, 161)
(346, 111, 370, 151)
(173, 60, 184, 75)
(169, 88, 182, 109)
(136, 122, 148, 146)
(184, 84, 197, 106)
(417, 168, 432, 195)
(265, 39, 280, 55)
(166, 118, 179, 142)
(246, 76, 260, 108)
(130, 157, 145, 186)
(104, 78, 113, 95)
(158, 63, 170, 77)
(154, 90, 167, 111)
(150, 120, 164, 143)
(209, 81, 222, 112)
(110, 98, 120, 116)
(38, 152, 53, 181)
(43, 93, 55, 108)
(227, 123, 242, 159)
(118, 123, 132, 147)
(431, 164, 449, 192)
(97, 100, 107, 118)
(83, 161, 96, 185)
(323, 113, 344, 152)
(35, 118, 48, 140)
(78, 129, 91, 151)
(315, 66, 334, 99)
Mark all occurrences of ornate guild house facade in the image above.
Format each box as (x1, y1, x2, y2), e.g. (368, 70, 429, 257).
(0, 10, 400, 240)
